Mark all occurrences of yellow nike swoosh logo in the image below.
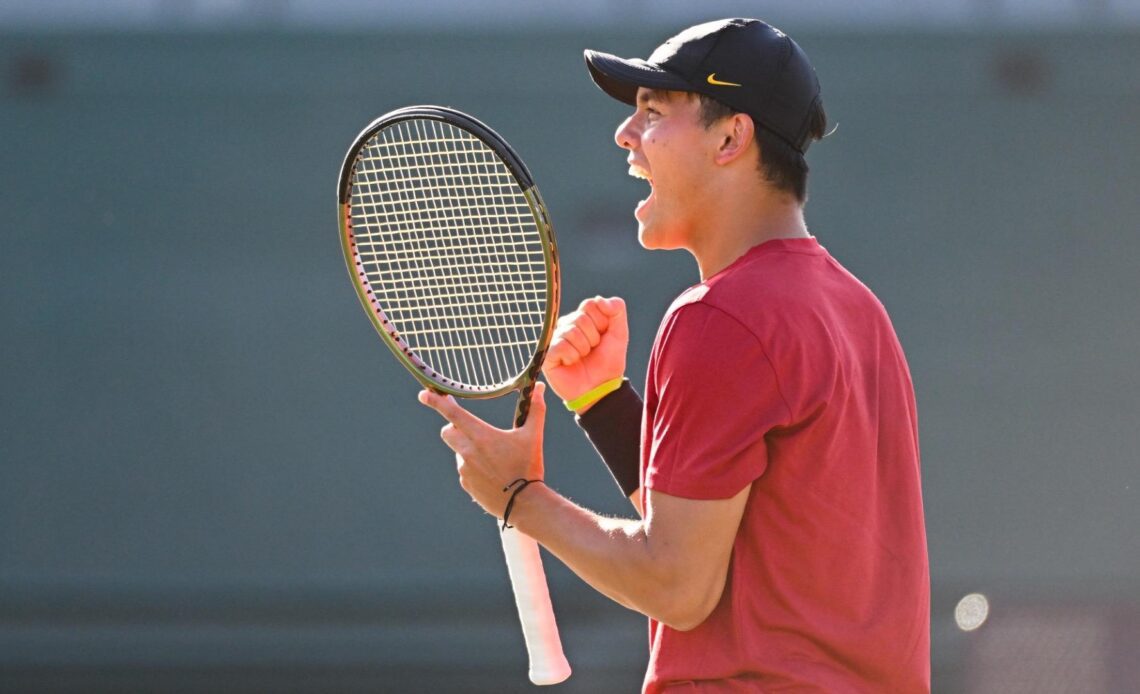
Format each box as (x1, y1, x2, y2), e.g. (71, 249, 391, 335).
(706, 73, 742, 87)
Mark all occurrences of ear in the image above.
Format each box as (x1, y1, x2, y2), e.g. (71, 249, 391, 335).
(712, 113, 755, 167)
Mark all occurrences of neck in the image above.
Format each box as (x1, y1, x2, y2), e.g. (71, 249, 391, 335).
(690, 188, 810, 280)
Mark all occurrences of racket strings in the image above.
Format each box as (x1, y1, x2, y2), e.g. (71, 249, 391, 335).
(360, 121, 486, 383)
(349, 119, 548, 390)
(413, 118, 531, 385)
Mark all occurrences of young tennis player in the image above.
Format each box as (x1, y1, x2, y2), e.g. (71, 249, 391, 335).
(420, 18, 930, 692)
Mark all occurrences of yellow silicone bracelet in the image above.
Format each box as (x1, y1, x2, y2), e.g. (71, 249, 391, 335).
(564, 377, 625, 412)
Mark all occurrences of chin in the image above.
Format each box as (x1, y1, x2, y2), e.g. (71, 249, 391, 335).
(637, 220, 684, 252)
(637, 226, 663, 251)
(636, 224, 654, 249)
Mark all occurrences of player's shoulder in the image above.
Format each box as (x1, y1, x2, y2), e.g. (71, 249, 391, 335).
(699, 240, 823, 313)
(683, 237, 885, 332)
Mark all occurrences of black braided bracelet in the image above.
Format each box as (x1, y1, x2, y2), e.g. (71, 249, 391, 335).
(500, 478, 543, 532)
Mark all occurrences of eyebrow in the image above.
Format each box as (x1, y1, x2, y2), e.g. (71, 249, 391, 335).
(636, 88, 667, 106)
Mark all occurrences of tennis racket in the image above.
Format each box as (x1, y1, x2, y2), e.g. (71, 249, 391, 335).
(336, 105, 570, 685)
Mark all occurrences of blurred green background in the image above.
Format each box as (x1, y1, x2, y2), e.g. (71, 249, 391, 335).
(2, 8, 1139, 693)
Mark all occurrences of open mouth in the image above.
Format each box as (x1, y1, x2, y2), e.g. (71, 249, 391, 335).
(628, 164, 653, 218)
(628, 164, 652, 185)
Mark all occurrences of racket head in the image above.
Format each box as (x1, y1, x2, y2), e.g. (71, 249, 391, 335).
(338, 106, 560, 400)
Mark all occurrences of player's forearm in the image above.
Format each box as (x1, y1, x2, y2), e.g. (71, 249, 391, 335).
(509, 483, 713, 630)
(575, 379, 643, 500)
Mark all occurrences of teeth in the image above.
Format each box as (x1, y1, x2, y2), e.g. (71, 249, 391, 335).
(628, 165, 652, 182)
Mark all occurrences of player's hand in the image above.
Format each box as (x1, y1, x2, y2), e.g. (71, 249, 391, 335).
(542, 296, 629, 409)
(418, 383, 547, 519)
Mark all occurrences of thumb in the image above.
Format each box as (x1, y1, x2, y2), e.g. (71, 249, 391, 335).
(513, 381, 548, 430)
(528, 381, 548, 423)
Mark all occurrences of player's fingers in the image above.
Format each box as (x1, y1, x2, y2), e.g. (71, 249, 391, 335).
(579, 302, 612, 340)
(525, 381, 547, 427)
(551, 311, 588, 344)
(577, 296, 611, 331)
(439, 423, 473, 456)
(597, 296, 629, 342)
(596, 296, 626, 317)
(578, 295, 618, 313)
(582, 295, 628, 335)
(554, 322, 592, 356)
(544, 338, 581, 368)
(571, 310, 602, 346)
(418, 389, 488, 435)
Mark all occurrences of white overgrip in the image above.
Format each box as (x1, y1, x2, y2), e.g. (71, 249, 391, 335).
(499, 527, 572, 685)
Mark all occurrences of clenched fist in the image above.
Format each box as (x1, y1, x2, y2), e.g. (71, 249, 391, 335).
(542, 296, 629, 412)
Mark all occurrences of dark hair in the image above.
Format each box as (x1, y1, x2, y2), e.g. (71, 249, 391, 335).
(696, 94, 828, 203)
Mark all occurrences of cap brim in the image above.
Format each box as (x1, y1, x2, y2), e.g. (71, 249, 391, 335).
(583, 49, 692, 105)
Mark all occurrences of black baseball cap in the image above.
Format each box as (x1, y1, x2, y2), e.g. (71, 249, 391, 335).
(584, 18, 821, 154)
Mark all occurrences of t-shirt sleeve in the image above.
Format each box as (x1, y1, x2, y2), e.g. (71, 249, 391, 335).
(645, 302, 793, 499)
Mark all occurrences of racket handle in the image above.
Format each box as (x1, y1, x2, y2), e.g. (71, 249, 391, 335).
(499, 527, 572, 685)
(514, 382, 535, 428)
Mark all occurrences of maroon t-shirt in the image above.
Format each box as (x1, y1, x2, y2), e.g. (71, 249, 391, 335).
(640, 237, 929, 693)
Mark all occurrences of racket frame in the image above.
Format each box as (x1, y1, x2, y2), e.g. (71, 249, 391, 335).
(336, 106, 571, 685)
(337, 105, 561, 404)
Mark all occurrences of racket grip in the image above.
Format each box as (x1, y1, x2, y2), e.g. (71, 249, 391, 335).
(514, 383, 535, 428)
(499, 527, 572, 685)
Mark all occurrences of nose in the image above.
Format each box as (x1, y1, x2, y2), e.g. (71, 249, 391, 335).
(614, 113, 639, 151)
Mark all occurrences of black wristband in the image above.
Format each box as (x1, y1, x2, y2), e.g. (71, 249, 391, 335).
(575, 380, 643, 498)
